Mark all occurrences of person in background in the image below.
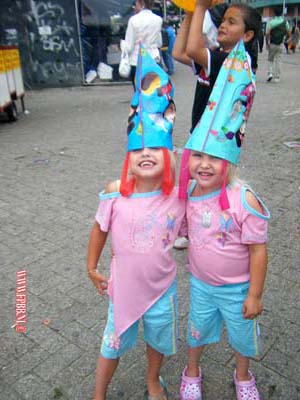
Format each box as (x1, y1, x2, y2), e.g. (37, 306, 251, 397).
(286, 23, 300, 53)
(80, 0, 110, 84)
(124, 0, 162, 89)
(266, 6, 290, 83)
(161, 20, 176, 75)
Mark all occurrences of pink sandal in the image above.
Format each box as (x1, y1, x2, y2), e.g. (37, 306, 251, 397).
(233, 370, 260, 400)
(179, 366, 202, 400)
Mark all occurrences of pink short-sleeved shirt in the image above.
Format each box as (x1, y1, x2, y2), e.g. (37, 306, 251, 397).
(95, 188, 186, 337)
(186, 181, 270, 286)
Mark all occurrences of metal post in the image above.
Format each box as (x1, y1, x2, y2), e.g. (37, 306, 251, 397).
(163, 0, 167, 21)
(282, 0, 286, 15)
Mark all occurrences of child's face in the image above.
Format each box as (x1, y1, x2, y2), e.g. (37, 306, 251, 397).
(217, 7, 248, 51)
(129, 147, 164, 181)
(188, 151, 224, 194)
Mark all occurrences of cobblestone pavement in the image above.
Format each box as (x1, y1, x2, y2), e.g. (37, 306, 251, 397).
(1, 49, 300, 400)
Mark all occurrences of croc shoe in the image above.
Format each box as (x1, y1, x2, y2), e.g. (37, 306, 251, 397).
(180, 366, 202, 400)
(233, 370, 260, 400)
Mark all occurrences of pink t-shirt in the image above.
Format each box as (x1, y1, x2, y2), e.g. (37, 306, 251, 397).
(187, 181, 270, 286)
(95, 188, 186, 336)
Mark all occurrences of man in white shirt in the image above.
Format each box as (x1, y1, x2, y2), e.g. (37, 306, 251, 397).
(124, 0, 163, 88)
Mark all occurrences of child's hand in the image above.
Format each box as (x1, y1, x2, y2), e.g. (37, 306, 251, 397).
(88, 269, 108, 295)
(242, 295, 263, 319)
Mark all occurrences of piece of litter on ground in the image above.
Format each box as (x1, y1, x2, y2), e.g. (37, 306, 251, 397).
(24, 110, 30, 115)
(33, 159, 49, 165)
(283, 141, 300, 148)
(282, 109, 300, 117)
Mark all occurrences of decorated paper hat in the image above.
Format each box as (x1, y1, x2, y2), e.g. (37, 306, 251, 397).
(127, 44, 175, 151)
(121, 44, 176, 197)
(186, 40, 255, 164)
(179, 40, 256, 207)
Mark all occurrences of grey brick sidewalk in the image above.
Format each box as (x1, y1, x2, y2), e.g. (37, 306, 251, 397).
(1, 49, 300, 400)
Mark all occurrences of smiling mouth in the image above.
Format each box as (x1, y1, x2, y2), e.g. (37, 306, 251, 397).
(197, 172, 213, 179)
(139, 160, 155, 168)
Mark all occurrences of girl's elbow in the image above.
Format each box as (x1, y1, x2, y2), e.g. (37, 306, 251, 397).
(172, 48, 180, 61)
(186, 44, 197, 60)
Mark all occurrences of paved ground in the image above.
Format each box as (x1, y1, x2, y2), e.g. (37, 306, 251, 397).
(1, 48, 300, 400)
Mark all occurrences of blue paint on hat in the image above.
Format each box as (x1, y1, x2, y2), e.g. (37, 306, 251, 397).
(127, 45, 175, 151)
(185, 41, 256, 165)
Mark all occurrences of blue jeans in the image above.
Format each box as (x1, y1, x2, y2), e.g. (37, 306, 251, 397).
(161, 50, 174, 75)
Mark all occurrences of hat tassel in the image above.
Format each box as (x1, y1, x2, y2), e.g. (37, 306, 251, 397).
(219, 160, 230, 210)
(120, 152, 136, 197)
(161, 148, 174, 195)
(178, 149, 191, 200)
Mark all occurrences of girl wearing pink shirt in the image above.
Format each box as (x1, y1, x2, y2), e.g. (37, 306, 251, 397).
(178, 31, 270, 400)
(87, 46, 185, 400)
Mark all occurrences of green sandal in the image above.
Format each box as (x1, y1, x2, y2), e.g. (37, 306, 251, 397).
(144, 376, 169, 400)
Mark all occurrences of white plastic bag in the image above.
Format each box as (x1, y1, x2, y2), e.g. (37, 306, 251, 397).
(118, 40, 131, 78)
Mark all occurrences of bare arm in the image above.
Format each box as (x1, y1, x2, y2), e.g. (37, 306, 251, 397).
(172, 12, 193, 66)
(242, 191, 268, 319)
(86, 180, 118, 295)
(186, 0, 212, 68)
(87, 222, 109, 295)
(243, 243, 268, 319)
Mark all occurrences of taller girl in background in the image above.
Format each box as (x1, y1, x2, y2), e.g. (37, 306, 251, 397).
(87, 46, 185, 400)
(173, 0, 261, 134)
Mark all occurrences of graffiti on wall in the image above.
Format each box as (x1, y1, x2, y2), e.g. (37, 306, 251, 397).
(29, 0, 79, 56)
(24, 0, 82, 85)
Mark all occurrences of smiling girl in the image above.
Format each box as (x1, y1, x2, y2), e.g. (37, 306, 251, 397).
(177, 2, 270, 399)
(87, 46, 185, 400)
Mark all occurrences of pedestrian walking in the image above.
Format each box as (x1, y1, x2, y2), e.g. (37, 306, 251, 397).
(287, 23, 300, 53)
(86, 46, 185, 400)
(161, 21, 176, 75)
(177, 11, 270, 399)
(266, 6, 290, 83)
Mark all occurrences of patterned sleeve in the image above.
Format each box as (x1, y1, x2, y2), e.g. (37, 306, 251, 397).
(95, 191, 115, 232)
(240, 187, 270, 244)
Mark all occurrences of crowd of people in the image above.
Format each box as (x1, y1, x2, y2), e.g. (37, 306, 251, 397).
(79, 0, 298, 86)
(85, 1, 298, 400)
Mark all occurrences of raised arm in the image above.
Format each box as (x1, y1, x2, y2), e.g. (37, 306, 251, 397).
(172, 12, 193, 66)
(186, 0, 212, 68)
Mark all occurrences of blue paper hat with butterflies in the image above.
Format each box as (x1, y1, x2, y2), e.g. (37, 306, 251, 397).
(179, 40, 256, 208)
(127, 44, 175, 151)
(185, 40, 255, 165)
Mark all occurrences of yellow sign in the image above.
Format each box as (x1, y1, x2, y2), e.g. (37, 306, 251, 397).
(10, 49, 20, 69)
(3, 49, 12, 71)
(0, 50, 5, 73)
